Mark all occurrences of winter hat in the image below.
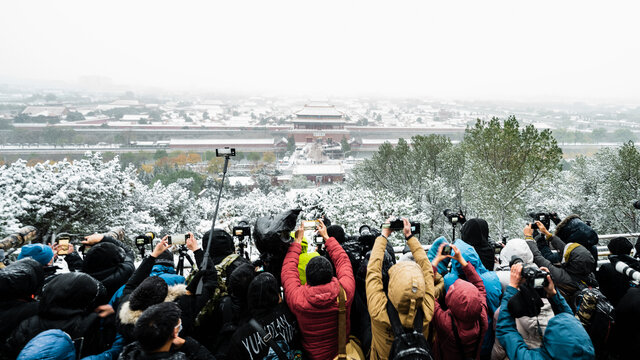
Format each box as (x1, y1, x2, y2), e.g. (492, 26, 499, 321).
(305, 256, 334, 286)
(388, 261, 425, 322)
(17, 329, 76, 360)
(460, 218, 489, 246)
(155, 250, 175, 268)
(555, 214, 598, 248)
(248, 272, 280, 313)
(82, 242, 125, 274)
(327, 225, 346, 244)
(129, 276, 169, 311)
(608, 237, 633, 256)
(228, 263, 256, 299)
(499, 239, 534, 266)
(202, 229, 234, 258)
(18, 244, 54, 266)
(507, 284, 544, 318)
(0, 258, 44, 300)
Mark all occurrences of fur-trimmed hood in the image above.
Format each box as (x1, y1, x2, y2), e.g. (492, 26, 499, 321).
(554, 214, 581, 236)
(118, 284, 187, 325)
(554, 214, 598, 248)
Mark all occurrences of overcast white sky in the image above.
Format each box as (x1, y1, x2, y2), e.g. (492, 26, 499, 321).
(1, 1, 639, 102)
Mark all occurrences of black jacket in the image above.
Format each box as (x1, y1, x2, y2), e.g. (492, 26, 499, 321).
(460, 218, 495, 271)
(596, 255, 640, 308)
(118, 337, 215, 360)
(0, 258, 44, 342)
(5, 272, 109, 358)
(610, 288, 640, 359)
(228, 303, 299, 360)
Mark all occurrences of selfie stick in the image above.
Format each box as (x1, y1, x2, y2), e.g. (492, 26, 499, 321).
(196, 153, 231, 295)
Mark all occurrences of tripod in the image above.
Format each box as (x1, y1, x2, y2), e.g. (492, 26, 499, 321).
(236, 237, 250, 260)
(176, 245, 195, 276)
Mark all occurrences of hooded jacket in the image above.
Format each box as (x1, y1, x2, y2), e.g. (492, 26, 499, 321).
(17, 329, 76, 360)
(496, 286, 595, 360)
(281, 236, 355, 360)
(610, 288, 640, 359)
(526, 236, 596, 307)
(297, 236, 320, 285)
(6, 272, 108, 358)
(461, 218, 495, 271)
(443, 240, 501, 358)
(0, 258, 44, 342)
(495, 239, 535, 293)
(366, 235, 438, 360)
(433, 261, 488, 360)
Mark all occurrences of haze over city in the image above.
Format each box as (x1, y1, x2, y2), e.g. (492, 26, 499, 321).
(2, 0, 640, 102)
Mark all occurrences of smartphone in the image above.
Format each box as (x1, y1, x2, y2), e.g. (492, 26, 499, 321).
(442, 244, 452, 256)
(167, 234, 187, 246)
(58, 238, 70, 255)
(303, 220, 318, 231)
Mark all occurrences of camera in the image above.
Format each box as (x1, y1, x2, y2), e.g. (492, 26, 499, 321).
(167, 234, 188, 246)
(216, 147, 236, 157)
(359, 225, 380, 237)
(56, 235, 71, 255)
(382, 218, 421, 234)
(135, 232, 156, 247)
(314, 236, 324, 245)
(528, 212, 551, 231)
(443, 209, 463, 225)
(510, 256, 549, 289)
(233, 223, 251, 240)
(442, 244, 452, 256)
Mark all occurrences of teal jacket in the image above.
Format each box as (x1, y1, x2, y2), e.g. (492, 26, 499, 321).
(496, 286, 595, 359)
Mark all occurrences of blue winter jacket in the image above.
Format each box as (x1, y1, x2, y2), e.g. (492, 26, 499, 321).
(17, 329, 76, 360)
(427, 236, 451, 275)
(443, 239, 502, 357)
(496, 286, 595, 359)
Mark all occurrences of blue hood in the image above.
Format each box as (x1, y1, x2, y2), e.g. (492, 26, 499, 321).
(17, 329, 76, 360)
(151, 265, 186, 286)
(543, 313, 595, 359)
(427, 236, 451, 275)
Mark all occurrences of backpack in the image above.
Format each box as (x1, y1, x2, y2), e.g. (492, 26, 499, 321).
(386, 299, 434, 360)
(574, 287, 614, 354)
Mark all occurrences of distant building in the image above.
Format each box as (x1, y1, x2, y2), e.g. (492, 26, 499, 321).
(292, 163, 345, 183)
(22, 106, 68, 118)
(290, 102, 350, 143)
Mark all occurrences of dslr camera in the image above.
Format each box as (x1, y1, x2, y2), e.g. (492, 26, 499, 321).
(443, 209, 464, 225)
(528, 212, 551, 231)
(233, 221, 251, 240)
(510, 256, 549, 289)
(135, 232, 156, 256)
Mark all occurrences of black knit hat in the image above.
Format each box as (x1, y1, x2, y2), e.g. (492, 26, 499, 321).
(82, 242, 125, 274)
(129, 276, 168, 311)
(155, 250, 175, 268)
(202, 229, 234, 258)
(248, 272, 279, 313)
(305, 256, 334, 286)
(327, 225, 346, 244)
(228, 263, 256, 299)
(608, 237, 633, 255)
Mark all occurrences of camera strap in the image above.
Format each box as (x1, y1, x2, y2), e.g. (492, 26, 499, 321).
(249, 318, 288, 360)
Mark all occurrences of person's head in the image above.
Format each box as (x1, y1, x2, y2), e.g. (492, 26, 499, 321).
(499, 239, 534, 266)
(129, 276, 169, 311)
(154, 250, 175, 268)
(134, 302, 182, 353)
(542, 313, 595, 358)
(305, 256, 334, 286)
(39, 272, 107, 314)
(201, 228, 234, 259)
(248, 272, 280, 314)
(460, 218, 489, 246)
(561, 242, 595, 276)
(228, 263, 256, 301)
(82, 242, 125, 274)
(608, 237, 633, 256)
(555, 214, 598, 248)
(0, 258, 44, 301)
(387, 262, 425, 317)
(327, 225, 346, 244)
(17, 329, 76, 360)
(445, 278, 483, 322)
(18, 244, 54, 266)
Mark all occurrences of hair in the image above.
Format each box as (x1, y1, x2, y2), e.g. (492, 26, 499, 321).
(306, 256, 334, 286)
(134, 302, 181, 352)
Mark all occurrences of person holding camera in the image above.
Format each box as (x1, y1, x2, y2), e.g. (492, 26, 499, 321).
(524, 222, 597, 309)
(596, 236, 640, 307)
(495, 263, 595, 359)
(119, 302, 215, 360)
(431, 243, 488, 360)
(366, 217, 437, 360)
(281, 219, 355, 360)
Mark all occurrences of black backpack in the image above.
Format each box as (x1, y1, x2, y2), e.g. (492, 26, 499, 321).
(574, 287, 615, 355)
(386, 300, 434, 360)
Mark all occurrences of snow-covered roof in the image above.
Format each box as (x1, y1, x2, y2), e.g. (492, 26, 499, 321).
(169, 138, 274, 145)
(295, 104, 343, 117)
(293, 164, 344, 175)
(121, 114, 149, 121)
(22, 106, 68, 117)
(228, 177, 255, 186)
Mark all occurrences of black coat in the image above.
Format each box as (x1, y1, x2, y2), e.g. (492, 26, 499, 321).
(228, 303, 299, 360)
(0, 258, 44, 342)
(118, 337, 215, 360)
(5, 272, 109, 358)
(596, 255, 639, 307)
(610, 288, 640, 359)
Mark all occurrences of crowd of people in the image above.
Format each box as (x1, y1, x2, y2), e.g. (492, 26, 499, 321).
(1, 212, 640, 360)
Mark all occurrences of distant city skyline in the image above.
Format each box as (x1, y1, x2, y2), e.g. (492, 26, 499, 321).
(1, 1, 640, 103)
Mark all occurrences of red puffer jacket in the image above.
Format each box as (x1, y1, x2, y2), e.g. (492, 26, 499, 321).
(281, 236, 355, 360)
(433, 262, 488, 360)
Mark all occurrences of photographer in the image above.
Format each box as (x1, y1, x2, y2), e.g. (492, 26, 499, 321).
(366, 218, 436, 360)
(281, 219, 355, 360)
(596, 236, 640, 307)
(524, 222, 597, 308)
(496, 263, 595, 359)
(65, 229, 135, 299)
(460, 218, 495, 271)
(119, 302, 214, 360)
